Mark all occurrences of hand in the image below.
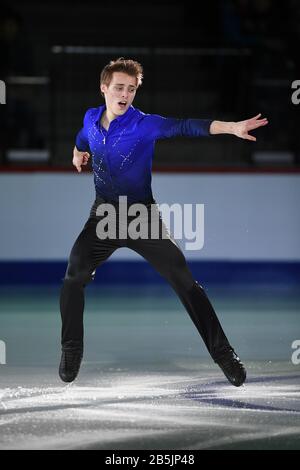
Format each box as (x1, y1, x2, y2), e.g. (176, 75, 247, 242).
(72, 146, 90, 173)
(234, 114, 268, 142)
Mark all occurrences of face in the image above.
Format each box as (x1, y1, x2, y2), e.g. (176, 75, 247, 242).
(100, 72, 137, 117)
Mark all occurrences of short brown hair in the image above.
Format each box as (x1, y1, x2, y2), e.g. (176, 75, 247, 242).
(100, 57, 143, 89)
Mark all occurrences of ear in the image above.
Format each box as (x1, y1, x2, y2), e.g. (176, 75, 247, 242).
(100, 83, 107, 95)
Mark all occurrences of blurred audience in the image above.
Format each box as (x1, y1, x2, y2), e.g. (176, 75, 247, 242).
(0, 4, 38, 163)
(0, 5, 34, 77)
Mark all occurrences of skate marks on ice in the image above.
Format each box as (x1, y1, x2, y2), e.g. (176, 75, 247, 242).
(0, 363, 300, 450)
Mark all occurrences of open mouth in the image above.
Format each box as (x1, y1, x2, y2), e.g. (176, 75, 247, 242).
(118, 101, 127, 109)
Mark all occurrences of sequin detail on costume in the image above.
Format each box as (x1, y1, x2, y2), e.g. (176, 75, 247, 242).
(118, 139, 140, 170)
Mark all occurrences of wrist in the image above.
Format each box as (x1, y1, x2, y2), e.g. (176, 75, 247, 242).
(210, 120, 236, 135)
(229, 122, 237, 136)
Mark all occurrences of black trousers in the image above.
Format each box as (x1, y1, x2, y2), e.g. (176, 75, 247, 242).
(60, 196, 232, 361)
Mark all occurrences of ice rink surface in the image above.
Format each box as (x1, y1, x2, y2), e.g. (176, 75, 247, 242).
(0, 283, 299, 450)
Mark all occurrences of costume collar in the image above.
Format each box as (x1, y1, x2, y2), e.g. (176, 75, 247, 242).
(96, 104, 135, 127)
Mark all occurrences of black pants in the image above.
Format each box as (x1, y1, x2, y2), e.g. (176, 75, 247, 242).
(60, 196, 232, 361)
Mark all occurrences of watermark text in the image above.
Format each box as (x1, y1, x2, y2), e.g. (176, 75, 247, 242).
(291, 339, 300, 365)
(95, 197, 204, 251)
(0, 340, 6, 364)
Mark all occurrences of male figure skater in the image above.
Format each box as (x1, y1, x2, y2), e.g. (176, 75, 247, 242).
(59, 58, 268, 385)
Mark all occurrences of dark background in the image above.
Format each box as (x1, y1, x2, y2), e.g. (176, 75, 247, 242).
(0, 0, 299, 169)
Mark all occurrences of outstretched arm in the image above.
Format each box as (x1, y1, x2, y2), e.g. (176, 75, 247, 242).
(209, 113, 268, 142)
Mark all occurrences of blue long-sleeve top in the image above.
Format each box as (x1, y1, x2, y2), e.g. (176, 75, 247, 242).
(75, 104, 213, 203)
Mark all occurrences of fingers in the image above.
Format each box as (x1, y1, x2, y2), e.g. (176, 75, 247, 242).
(250, 114, 268, 124)
(255, 117, 268, 125)
(73, 151, 90, 172)
(250, 113, 261, 120)
(260, 118, 268, 125)
(245, 134, 257, 142)
(81, 153, 90, 166)
(248, 119, 268, 130)
(73, 159, 83, 172)
(240, 114, 268, 141)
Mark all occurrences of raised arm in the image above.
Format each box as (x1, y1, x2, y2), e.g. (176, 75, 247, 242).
(209, 113, 268, 142)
